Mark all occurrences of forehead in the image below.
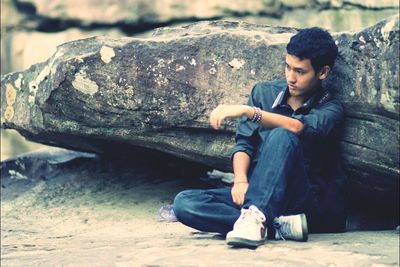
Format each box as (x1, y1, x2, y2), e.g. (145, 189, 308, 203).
(285, 54, 313, 69)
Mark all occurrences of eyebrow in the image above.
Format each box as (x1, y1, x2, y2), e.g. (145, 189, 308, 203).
(285, 62, 306, 72)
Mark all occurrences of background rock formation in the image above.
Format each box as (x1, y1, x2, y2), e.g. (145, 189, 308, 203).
(1, 16, 399, 213)
(12, 0, 400, 27)
(2, 0, 398, 75)
(2, 0, 398, 162)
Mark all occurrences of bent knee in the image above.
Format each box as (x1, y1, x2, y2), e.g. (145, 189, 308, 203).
(173, 190, 199, 218)
(268, 127, 300, 144)
(270, 127, 298, 137)
(173, 190, 190, 210)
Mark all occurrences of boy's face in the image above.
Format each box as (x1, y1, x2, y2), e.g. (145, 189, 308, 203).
(285, 54, 328, 98)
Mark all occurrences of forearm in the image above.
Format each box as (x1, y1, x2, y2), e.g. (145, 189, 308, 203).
(243, 106, 304, 134)
(232, 151, 251, 183)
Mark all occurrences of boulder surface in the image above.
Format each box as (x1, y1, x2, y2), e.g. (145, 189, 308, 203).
(14, 0, 399, 26)
(1, 16, 399, 207)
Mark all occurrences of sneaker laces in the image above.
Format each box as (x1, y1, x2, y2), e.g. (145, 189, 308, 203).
(273, 217, 289, 240)
(235, 206, 265, 228)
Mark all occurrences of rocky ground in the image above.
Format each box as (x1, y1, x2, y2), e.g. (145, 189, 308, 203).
(1, 148, 399, 267)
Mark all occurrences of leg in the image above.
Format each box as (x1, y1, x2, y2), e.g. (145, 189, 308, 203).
(173, 187, 241, 235)
(243, 128, 315, 231)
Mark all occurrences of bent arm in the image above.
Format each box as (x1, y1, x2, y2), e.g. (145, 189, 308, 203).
(210, 104, 303, 134)
(242, 106, 304, 134)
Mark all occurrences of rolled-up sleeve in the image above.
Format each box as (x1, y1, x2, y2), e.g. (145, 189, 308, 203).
(292, 99, 344, 140)
(230, 85, 261, 160)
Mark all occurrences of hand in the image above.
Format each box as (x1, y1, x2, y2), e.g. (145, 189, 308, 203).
(231, 182, 249, 207)
(209, 105, 250, 130)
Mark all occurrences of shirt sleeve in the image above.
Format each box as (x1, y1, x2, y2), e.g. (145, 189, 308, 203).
(292, 99, 344, 140)
(229, 85, 261, 160)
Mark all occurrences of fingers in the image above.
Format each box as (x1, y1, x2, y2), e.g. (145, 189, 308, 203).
(210, 116, 221, 130)
(231, 186, 245, 207)
(216, 117, 223, 129)
(231, 188, 239, 206)
(209, 106, 225, 130)
(234, 193, 244, 206)
(210, 104, 248, 130)
(237, 192, 244, 206)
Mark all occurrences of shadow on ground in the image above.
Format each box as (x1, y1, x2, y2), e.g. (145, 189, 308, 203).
(1, 148, 399, 266)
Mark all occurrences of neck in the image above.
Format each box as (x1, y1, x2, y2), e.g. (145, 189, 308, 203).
(287, 96, 304, 111)
(288, 83, 321, 109)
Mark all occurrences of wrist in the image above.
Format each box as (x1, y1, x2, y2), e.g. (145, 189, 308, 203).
(251, 106, 262, 123)
(243, 105, 254, 118)
(234, 175, 248, 184)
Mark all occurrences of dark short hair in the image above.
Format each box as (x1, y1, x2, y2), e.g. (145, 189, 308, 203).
(286, 27, 338, 72)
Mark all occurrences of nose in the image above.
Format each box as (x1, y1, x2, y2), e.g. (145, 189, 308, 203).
(287, 70, 296, 84)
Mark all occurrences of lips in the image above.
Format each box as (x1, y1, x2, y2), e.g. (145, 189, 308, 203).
(288, 84, 297, 89)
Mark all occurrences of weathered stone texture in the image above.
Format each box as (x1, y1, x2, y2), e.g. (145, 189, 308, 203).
(2, 0, 397, 76)
(1, 16, 399, 205)
(14, 0, 400, 26)
(317, 0, 399, 8)
(15, 0, 281, 25)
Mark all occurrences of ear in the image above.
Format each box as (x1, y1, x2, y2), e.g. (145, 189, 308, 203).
(318, 66, 331, 80)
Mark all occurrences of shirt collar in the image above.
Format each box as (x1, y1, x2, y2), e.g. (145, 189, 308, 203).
(271, 89, 287, 109)
(301, 91, 320, 109)
(271, 84, 327, 110)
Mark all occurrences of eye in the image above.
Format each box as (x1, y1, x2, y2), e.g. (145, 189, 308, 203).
(285, 64, 290, 70)
(296, 70, 305, 75)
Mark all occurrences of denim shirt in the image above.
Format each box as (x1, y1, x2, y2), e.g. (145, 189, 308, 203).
(231, 79, 347, 231)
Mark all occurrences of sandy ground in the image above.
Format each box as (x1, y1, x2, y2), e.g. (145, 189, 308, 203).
(1, 149, 399, 267)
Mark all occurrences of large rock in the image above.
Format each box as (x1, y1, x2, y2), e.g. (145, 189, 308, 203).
(1, 16, 399, 207)
(15, 0, 281, 25)
(0, 29, 124, 74)
(316, 0, 399, 8)
(3, 0, 397, 75)
(234, 9, 399, 32)
(14, 0, 399, 27)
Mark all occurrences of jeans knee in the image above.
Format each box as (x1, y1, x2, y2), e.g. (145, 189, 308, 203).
(173, 190, 195, 220)
(268, 128, 300, 145)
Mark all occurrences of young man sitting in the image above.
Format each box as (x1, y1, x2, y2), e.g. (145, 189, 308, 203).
(173, 27, 347, 248)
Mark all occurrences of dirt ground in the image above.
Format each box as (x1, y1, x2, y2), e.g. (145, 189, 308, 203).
(1, 148, 399, 267)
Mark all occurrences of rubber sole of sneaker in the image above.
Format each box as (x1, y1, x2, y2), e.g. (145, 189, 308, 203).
(226, 237, 264, 248)
(300, 213, 308, 242)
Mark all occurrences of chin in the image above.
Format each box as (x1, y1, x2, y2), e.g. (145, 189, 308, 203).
(289, 88, 300, 96)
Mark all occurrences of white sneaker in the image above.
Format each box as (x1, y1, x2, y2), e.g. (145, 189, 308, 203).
(273, 213, 308, 241)
(226, 205, 267, 248)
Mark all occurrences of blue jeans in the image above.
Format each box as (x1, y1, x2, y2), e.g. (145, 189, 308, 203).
(173, 128, 319, 235)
